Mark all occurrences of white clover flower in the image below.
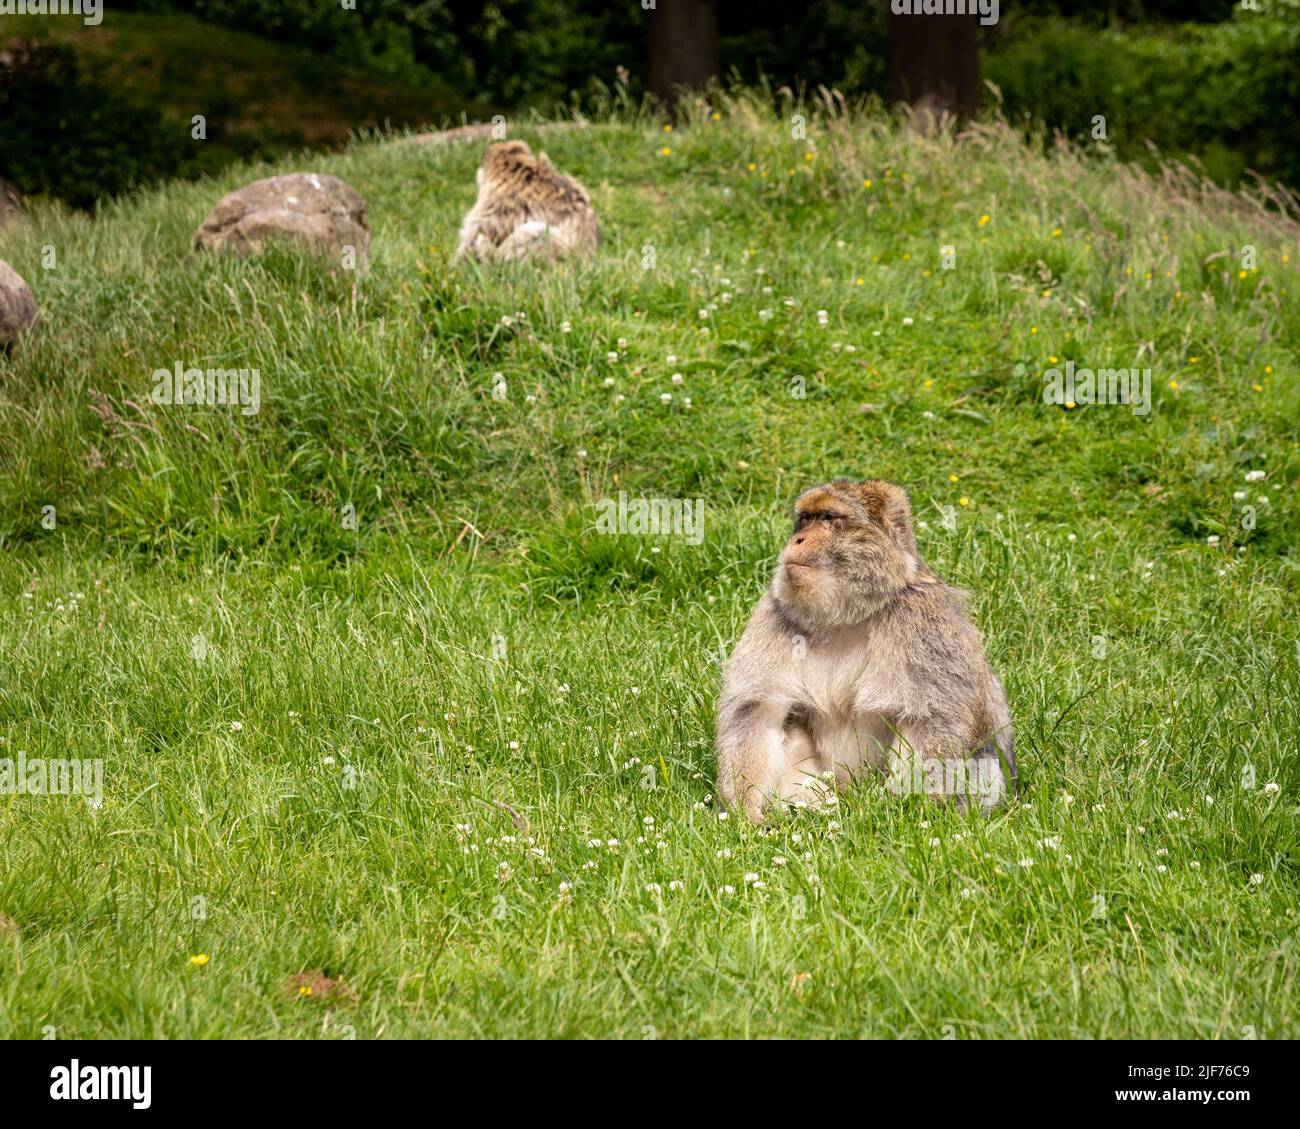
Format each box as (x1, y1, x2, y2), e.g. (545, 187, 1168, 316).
(773, 856, 787, 867)
(902, 316, 914, 326)
(1207, 535, 1220, 546)
(1245, 470, 1266, 482)
(1264, 782, 1280, 795)
(607, 351, 619, 363)
(1019, 858, 1034, 869)
(660, 393, 672, 404)
(683, 397, 693, 408)
(671, 373, 683, 385)
(698, 308, 709, 320)
(617, 337, 628, 349)
(666, 354, 677, 364)
(816, 309, 829, 326)
(668, 880, 684, 892)
(722, 885, 735, 895)
(717, 811, 729, 822)
(1233, 491, 1246, 501)
(560, 320, 572, 333)
(229, 721, 243, 733)
(1249, 873, 1265, 886)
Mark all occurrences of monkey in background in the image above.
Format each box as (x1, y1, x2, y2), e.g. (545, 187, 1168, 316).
(716, 480, 1015, 823)
(454, 140, 599, 264)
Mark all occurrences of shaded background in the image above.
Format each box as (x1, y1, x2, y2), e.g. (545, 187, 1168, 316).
(1, 0, 1297, 210)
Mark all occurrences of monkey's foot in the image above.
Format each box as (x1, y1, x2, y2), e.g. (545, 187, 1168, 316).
(779, 774, 835, 812)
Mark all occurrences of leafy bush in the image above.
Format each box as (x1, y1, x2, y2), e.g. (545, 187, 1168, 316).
(986, 5, 1300, 188)
(0, 40, 206, 209)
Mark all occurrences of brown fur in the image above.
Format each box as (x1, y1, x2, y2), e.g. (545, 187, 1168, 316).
(454, 140, 599, 263)
(716, 479, 1015, 822)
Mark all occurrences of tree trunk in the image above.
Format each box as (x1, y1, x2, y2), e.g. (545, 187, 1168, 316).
(646, 0, 720, 112)
(887, 9, 981, 126)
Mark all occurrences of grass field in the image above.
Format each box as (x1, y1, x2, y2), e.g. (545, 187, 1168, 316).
(1, 93, 1297, 1038)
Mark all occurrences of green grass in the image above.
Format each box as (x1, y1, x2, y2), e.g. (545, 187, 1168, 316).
(0, 91, 1298, 1038)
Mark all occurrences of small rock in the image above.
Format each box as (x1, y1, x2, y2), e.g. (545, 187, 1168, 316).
(0, 177, 25, 229)
(192, 172, 369, 266)
(0, 259, 39, 351)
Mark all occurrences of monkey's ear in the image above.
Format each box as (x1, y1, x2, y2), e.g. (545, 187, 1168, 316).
(880, 488, 921, 557)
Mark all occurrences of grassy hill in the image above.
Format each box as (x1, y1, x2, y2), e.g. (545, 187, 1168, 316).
(0, 93, 1297, 1037)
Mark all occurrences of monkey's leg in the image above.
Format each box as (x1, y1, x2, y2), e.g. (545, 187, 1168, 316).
(775, 723, 832, 810)
(897, 717, 1006, 814)
(815, 714, 893, 785)
(497, 221, 558, 262)
(716, 699, 794, 823)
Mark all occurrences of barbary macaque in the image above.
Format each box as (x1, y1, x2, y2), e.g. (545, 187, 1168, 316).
(716, 480, 1014, 822)
(453, 140, 599, 264)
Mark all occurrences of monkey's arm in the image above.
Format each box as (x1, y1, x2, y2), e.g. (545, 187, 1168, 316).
(715, 600, 801, 821)
(715, 695, 791, 823)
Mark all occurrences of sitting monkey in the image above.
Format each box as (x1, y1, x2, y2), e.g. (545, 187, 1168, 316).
(454, 140, 599, 264)
(716, 480, 1015, 822)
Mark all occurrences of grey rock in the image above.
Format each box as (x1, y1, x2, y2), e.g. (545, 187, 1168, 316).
(192, 172, 369, 267)
(0, 259, 38, 351)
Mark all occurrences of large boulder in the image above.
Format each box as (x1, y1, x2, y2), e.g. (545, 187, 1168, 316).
(0, 260, 38, 351)
(192, 172, 369, 267)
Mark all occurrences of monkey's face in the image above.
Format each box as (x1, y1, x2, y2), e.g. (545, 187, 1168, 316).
(771, 480, 920, 630)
